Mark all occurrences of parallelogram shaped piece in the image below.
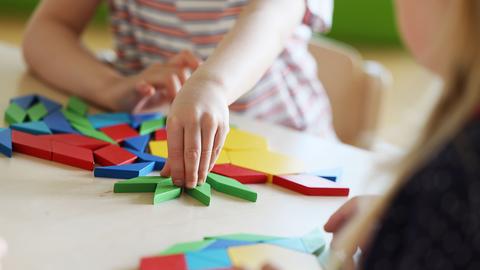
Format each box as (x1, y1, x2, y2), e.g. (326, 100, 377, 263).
(94, 162, 154, 179)
(140, 117, 166, 135)
(114, 176, 171, 193)
(100, 123, 139, 143)
(43, 110, 78, 134)
(123, 135, 150, 152)
(211, 164, 267, 184)
(51, 141, 94, 170)
(206, 173, 257, 202)
(26, 102, 48, 121)
(4, 102, 27, 124)
(88, 112, 130, 129)
(223, 129, 268, 151)
(229, 150, 305, 176)
(272, 174, 349, 196)
(41, 133, 109, 150)
(124, 148, 166, 170)
(67, 96, 88, 115)
(11, 130, 52, 160)
(140, 254, 187, 270)
(94, 144, 137, 166)
(154, 180, 182, 204)
(11, 121, 52, 135)
(0, 128, 13, 157)
(185, 182, 211, 206)
(185, 249, 232, 270)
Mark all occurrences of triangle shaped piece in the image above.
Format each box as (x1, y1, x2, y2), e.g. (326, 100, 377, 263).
(94, 162, 154, 179)
(272, 174, 349, 196)
(10, 95, 37, 110)
(185, 182, 211, 206)
(88, 112, 130, 129)
(123, 135, 150, 152)
(206, 173, 257, 202)
(37, 95, 62, 113)
(154, 182, 182, 204)
(124, 148, 166, 170)
(212, 164, 267, 184)
(67, 96, 88, 115)
(140, 117, 166, 135)
(0, 128, 13, 157)
(11, 121, 52, 135)
(204, 239, 254, 250)
(130, 112, 164, 129)
(265, 238, 308, 253)
(43, 110, 78, 134)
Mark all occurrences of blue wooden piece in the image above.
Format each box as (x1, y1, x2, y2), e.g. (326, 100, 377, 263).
(124, 148, 166, 170)
(204, 239, 253, 250)
(0, 128, 13, 158)
(265, 238, 308, 253)
(88, 113, 131, 129)
(185, 249, 231, 270)
(43, 110, 78, 134)
(123, 135, 150, 152)
(10, 121, 52, 135)
(94, 162, 155, 179)
(37, 95, 62, 113)
(310, 167, 343, 182)
(130, 112, 164, 129)
(10, 95, 36, 110)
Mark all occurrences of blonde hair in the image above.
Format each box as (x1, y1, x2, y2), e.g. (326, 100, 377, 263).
(327, 1, 480, 269)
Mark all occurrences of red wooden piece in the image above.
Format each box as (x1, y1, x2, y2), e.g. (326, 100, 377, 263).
(40, 134, 109, 150)
(94, 144, 137, 166)
(51, 141, 94, 170)
(140, 254, 187, 270)
(212, 164, 268, 184)
(154, 128, 167, 141)
(272, 174, 349, 196)
(99, 123, 139, 143)
(11, 130, 52, 160)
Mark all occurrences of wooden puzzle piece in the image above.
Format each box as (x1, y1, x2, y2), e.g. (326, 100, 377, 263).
(51, 141, 94, 170)
(0, 128, 12, 158)
(272, 174, 349, 196)
(185, 182, 211, 206)
(94, 144, 137, 166)
(211, 164, 267, 184)
(204, 239, 254, 250)
(87, 112, 130, 129)
(154, 181, 182, 204)
(185, 249, 232, 270)
(140, 117, 166, 135)
(124, 149, 166, 170)
(43, 110, 78, 134)
(62, 109, 95, 129)
(67, 96, 88, 116)
(4, 103, 26, 124)
(140, 254, 187, 270)
(11, 121, 52, 135)
(227, 244, 322, 270)
(130, 112, 164, 129)
(123, 135, 150, 152)
(300, 228, 327, 255)
(154, 128, 167, 140)
(161, 239, 216, 255)
(206, 173, 257, 202)
(11, 130, 52, 160)
(10, 95, 36, 110)
(223, 129, 268, 151)
(204, 233, 281, 243)
(228, 150, 305, 176)
(114, 176, 171, 193)
(265, 238, 308, 253)
(149, 141, 230, 164)
(72, 123, 116, 144)
(99, 123, 139, 143)
(26, 102, 48, 121)
(41, 133, 109, 150)
(310, 167, 343, 182)
(94, 162, 154, 179)
(37, 95, 62, 113)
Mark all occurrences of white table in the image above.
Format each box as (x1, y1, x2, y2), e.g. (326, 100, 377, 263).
(0, 43, 377, 270)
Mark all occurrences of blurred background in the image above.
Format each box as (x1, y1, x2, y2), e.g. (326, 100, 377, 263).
(0, 0, 436, 149)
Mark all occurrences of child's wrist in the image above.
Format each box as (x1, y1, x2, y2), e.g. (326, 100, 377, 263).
(190, 70, 231, 104)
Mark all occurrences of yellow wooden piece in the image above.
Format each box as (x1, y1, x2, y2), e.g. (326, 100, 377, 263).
(149, 141, 230, 164)
(228, 150, 305, 176)
(228, 244, 322, 270)
(223, 129, 268, 151)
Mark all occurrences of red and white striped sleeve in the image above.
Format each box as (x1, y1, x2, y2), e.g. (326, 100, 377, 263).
(302, 0, 334, 33)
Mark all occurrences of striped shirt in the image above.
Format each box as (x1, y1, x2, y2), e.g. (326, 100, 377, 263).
(108, 0, 336, 139)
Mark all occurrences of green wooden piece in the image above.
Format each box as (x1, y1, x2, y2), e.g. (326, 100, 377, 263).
(139, 117, 166, 135)
(160, 239, 215, 255)
(154, 182, 182, 204)
(62, 109, 94, 129)
(206, 173, 257, 202)
(300, 228, 326, 255)
(26, 102, 48, 121)
(204, 233, 282, 243)
(185, 182, 211, 206)
(67, 96, 88, 116)
(4, 103, 26, 124)
(71, 123, 116, 144)
(114, 176, 172, 193)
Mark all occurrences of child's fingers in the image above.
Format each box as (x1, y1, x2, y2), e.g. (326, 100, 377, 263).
(132, 82, 156, 114)
(181, 50, 202, 70)
(183, 124, 201, 189)
(165, 73, 182, 98)
(197, 118, 216, 185)
(160, 162, 171, 177)
(208, 123, 229, 172)
(324, 197, 359, 233)
(166, 118, 186, 187)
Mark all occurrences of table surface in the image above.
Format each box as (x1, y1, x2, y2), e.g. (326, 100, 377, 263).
(0, 43, 380, 270)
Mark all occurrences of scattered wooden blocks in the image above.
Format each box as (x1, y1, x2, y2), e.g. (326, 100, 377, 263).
(124, 148, 166, 170)
(41, 133, 109, 150)
(94, 144, 137, 166)
(140, 254, 187, 270)
(272, 174, 349, 196)
(154, 128, 167, 140)
(0, 128, 12, 157)
(94, 162, 154, 179)
(123, 135, 150, 152)
(10, 95, 36, 110)
(11, 130, 52, 160)
(212, 164, 267, 184)
(100, 123, 138, 143)
(185, 182, 211, 206)
(26, 102, 48, 121)
(140, 117, 166, 135)
(11, 121, 52, 135)
(67, 96, 88, 115)
(185, 249, 232, 270)
(4, 102, 26, 124)
(88, 112, 130, 129)
(43, 110, 78, 134)
(51, 141, 94, 170)
(206, 173, 257, 202)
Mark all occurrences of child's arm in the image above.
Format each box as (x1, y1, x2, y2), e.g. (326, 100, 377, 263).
(22, 0, 198, 111)
(161, 0, 307, 188)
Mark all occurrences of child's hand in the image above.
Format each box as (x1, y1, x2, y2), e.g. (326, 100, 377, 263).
(107, 51, 201, 112)
(160, 76, 230, 188)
